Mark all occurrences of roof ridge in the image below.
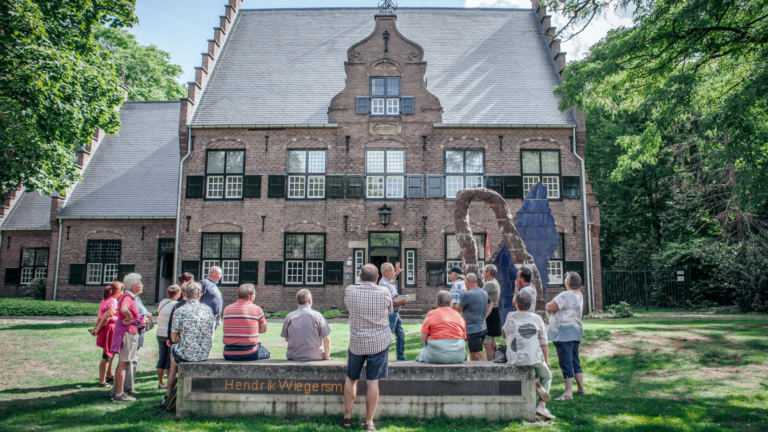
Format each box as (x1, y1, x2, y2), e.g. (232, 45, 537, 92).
(240, 7, 532, 12)
(123, 100, 182, 104)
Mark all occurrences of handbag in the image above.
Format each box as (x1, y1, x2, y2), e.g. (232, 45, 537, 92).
(493, 344, 508, 363)
(486, 306, 502, 337)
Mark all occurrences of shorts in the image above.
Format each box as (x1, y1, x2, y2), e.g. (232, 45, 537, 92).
(346, 348, 389, 381)
(102, 351, 114, 360)
(483, 335, 496, 345)
(118, 332, 139, 363)
(466, 331, 488, 354)
(171, 344, 189, 365)
(157, 336, 171, 370)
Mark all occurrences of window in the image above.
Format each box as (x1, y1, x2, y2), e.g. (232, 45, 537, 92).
(287, 150, 326, 199)
(445, 150, 484, 199)
(521, 150, 560, 198)
(366, 150, 405, 199)
(19, 248, 48, 285)
(354, 249, 365, 284)
(285, 233, 326, 285)
(201, 233, 241, 284)
(206, 150, 245, 199)
(405, 249, 416, 287)
(444, 234, 485, 285)
(371, 77, 400, 116)
(548, 234, 565, 285)
(85, 241, 121, 285)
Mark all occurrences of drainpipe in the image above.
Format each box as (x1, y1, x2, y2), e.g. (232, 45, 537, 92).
(53, 219, 63, 301)
(572, 127, 594, 313)
(173, 129, 192, 280)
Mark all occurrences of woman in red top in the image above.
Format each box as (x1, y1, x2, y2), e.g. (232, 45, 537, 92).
(89, 282, 123, 387)
(416, 290, 467, 364)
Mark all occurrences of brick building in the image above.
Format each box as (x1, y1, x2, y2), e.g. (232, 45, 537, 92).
(0, 1, 603, 313)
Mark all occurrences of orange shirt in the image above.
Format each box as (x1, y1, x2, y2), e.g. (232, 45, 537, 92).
(421, 307, 466, 340)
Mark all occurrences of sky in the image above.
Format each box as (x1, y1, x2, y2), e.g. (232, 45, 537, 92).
(129, 0, 635, 83)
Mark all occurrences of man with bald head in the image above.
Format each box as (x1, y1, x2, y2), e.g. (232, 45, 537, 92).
(380, 262, 407, 361)
(456, 273, 493, 361)
(200, 266, 224, 329)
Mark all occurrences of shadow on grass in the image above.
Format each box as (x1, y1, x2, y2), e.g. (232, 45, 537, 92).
(0, 323, 93, 332)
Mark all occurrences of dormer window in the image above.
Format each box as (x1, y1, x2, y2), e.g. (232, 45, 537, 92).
(371, 77, 400, 115)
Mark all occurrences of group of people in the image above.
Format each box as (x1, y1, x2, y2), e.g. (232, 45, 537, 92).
(89, 260, 585, 426)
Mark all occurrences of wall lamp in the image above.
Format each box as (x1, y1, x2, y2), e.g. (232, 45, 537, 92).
(378, 205, 392, 227)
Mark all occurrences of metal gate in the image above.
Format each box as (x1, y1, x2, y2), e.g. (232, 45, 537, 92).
(602, 268, 692, 310)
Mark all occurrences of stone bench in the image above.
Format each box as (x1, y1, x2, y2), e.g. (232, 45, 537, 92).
(177, 359, 536, 420)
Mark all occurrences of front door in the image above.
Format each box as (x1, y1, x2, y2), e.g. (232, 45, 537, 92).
(369, 232, 401, 290)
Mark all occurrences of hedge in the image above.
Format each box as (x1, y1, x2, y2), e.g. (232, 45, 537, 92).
(0, 298, 100, 317)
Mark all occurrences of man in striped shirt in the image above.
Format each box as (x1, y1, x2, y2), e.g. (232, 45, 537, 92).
(221, 284, 270, 360)
(339, 264, 393, 431)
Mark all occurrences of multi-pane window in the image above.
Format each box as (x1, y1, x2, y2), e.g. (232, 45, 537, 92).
(287, 150, 326, 199)
(548, 234, 565, 285)
(206, 150, 245, 199)
(444, 234, 485, 285)
(285, 233, 326, 285)
(371, 78, 400, 116)
(85, 241, 121, 285)
(366, 150, 405, 199)
(521, 150, 560, 198)
(19, 248, 48, 284)
(354, 249, 365, 284)
(445, 150, 484, 198)
(405, 249, 416, 286)
(201, 233, 241, 284)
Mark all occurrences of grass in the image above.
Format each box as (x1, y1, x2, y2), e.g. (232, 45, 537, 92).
(0, 298, 99, 316)
(0, 312, 767, 431)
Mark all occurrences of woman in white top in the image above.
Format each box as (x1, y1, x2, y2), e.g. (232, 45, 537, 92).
(546, 272, 585, 401)
(155, 285, 181, 389)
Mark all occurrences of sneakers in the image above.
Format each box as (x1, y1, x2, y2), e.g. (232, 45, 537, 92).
(158, 384, 167, 389)
(112, 394, 136, 403)
(125, 389, 140, 395)
(535, 381, 551, 402)
(536, 406, 556, 420)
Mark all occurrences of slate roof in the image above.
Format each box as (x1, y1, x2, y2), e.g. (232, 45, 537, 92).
(191, 7, 576, 126)
(58, 101, 180, 218)
(0, 190, 52, 230)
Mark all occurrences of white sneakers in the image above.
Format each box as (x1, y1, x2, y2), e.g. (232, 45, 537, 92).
(536, 406, 556, 420)
(535, 380, 551, 402)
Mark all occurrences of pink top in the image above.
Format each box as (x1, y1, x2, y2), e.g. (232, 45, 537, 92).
(98, 298, 118, 324)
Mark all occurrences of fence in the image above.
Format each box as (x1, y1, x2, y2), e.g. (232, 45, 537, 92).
(602, 268, 692, 310)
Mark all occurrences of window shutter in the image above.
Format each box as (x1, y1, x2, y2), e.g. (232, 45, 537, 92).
(503, 176, 523, 199)
(267, 175, 286, 198)
(4, 268, 19, 285)
(68, 264, 86, 285)
(562, 176, 581, 199)
(426, 175, 445, 198)
(565, 261, 585, 281)
(426, 261, 446, 286)
(117, 264, 135, 283)
(264, 261, 283, 285)
(346, 175, 365, 198)
(401, 97, 415, 115)
(486, 176, 503, 195)
(181, 260, 200, 282)
(239, 261, 259, 284)
(406, 175, 424, 198)
(325, 261, 344, 285)
(186, 175, 205, 198)
(326, 175, 345, 198)
(243, 175, 262, 198)
(356, 97, 370, 115)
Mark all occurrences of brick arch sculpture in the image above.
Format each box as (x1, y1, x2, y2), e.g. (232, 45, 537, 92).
(454, 187, 545, 314)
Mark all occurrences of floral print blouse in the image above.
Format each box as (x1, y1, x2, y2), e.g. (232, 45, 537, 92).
(171, 299, 215, 362)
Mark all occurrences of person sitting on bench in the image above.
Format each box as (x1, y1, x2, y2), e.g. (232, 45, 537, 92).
(222, 284, 270, 361)
(281, 289, 332, 361)
(416, 290, 467, 364)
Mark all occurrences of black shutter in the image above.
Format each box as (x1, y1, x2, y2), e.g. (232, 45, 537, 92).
(562, 176, 581, 199)
(186, 176, 205, 198)
(68, 264, 86, 285)
(264, 261, 283, 285)
(426, 261, 446, 286)
(240, 261, 259, 284)
(117, 264, 135, 283)
(4, 268, 19, 285)
(406, 175, 424, 198)
(325, 261, 344, 285)
(181, 260, 200, 282)
(346, 175, 365, 198)
(267, 175, 286, 198)
(326, 175, 345, 198)
(244, 175, 262, 198)
(426, 175, 445, 198)
(401, 97, 415, 115)
(486, 176, 503, 195)
(503, 176, 523, 199)
(356, 97, 370, 115)
(565, 261, 585, 281)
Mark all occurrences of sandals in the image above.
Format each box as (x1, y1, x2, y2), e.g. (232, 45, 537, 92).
(365, 424, 379, 431)
(105, 376, 115, 383)
(338, 418, 352, 428)
(575, 390, 587, 396)
(97, 382, 112, 388)
(554, 394, 573, 401)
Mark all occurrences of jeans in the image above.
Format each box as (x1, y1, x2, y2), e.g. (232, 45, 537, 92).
(157, 336, 171, 370)
(223, 344, 271, 361)
(528, 360, 552, 396)
(388, 311, 406, 361)
(554, 341, 582, 379)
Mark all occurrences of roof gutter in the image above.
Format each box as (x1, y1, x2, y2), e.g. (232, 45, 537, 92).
(434, 123, 577, 129)
(0, 228, 51, 231)
(56, 216, 176, 220)
(189, 124, 339, 130)
(173, 129, 192, 281)
(572, 126, 594, 313)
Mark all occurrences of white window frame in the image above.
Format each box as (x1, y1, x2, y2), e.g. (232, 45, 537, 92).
(523, 176, 540, 197)
(287, 150, 326, 199)
(207, 176, 224, 199)
(386, 98, 400, 115)
(206, 150, 245, 200)
(354, 250, 365, 284)
(222, 260, 239, 284)
(542, 176, 560, 199)
(370, 77, 401, 117)
(371, 98, 385, 115)
(305, 261, 324, 285)
(444, 150, 485, 199)
(86, 263, 103, 285)
(405, 250, 416, 286)
(34, 267, 47, 281)
(366, 149, 405, 199)
(201, 233, 241, 285)
(367, 176, 385, 198)
(286, 260, 304, 285)
(20, 268, 34, 285)
(307, 175, 325, 198)
(103, 264, 119, 284)
(226, 176, 243, 198)
(521, 149, 560, 200)
(548, 261, 563, 285)
(19, 248, 48, 285)
(202, 260, 220, 277)
(288, 175, 306, 198)
(386, 176, 404, 198)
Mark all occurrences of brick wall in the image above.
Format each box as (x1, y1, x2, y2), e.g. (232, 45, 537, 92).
(0, 230, 51, 298)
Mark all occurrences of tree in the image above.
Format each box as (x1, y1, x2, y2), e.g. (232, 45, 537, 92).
(0, 0, 136, 197)
(94, 26, 186, 101)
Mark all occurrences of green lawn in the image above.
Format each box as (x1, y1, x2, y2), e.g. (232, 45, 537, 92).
(0, 312, 766, 431)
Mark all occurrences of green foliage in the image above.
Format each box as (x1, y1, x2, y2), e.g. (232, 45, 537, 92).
(23, 278, 47, 300)
(0, 0, 137, 197)
(0, 298, 99, 316)
(263, 311, 289, 318)
(604, 301, 634, 318)
(93, 26, 185, 101)
(322, 309, 341, 319)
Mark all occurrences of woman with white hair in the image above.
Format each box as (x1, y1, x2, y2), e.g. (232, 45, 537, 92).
(416, 290, 467, 364)
(546, 271, 586, 401)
